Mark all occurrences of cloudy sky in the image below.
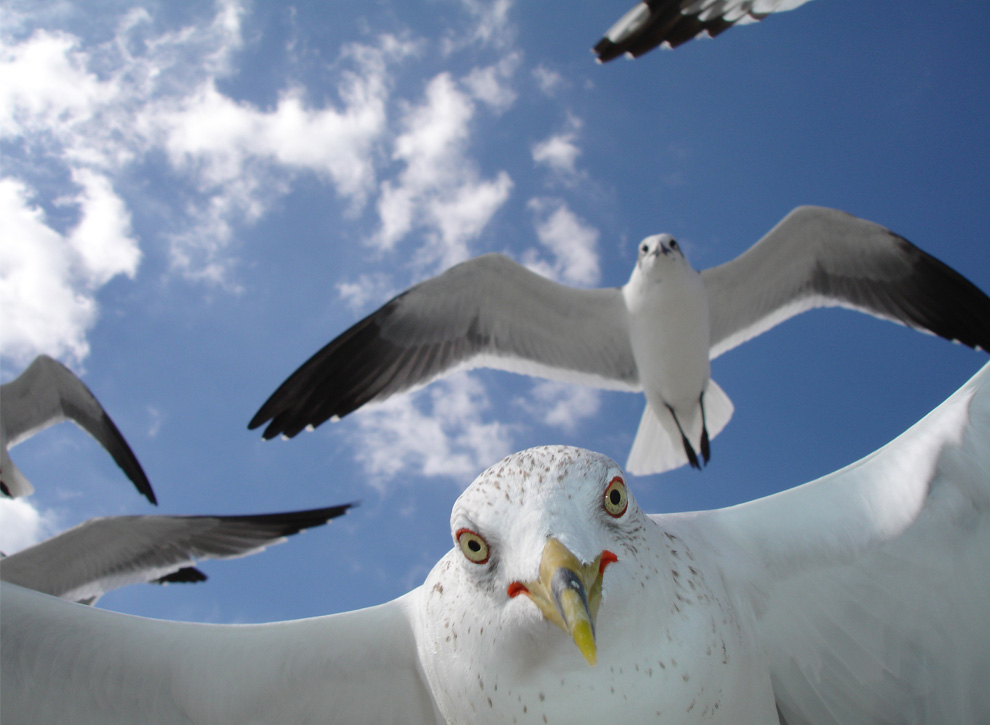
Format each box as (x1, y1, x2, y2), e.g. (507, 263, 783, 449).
(2, 0, 987, 624)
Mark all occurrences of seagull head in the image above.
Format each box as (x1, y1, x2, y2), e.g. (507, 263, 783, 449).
(634, 233, 689, 280)
(424, 447, 648, 670)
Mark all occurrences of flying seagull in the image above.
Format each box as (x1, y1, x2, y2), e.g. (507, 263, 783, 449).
(1, 354, 156, 504)
(249, 205, 990, 475)
(5, 363, 989, 723)
(594, 0, 813, 62)
(0, 503, 354, 605)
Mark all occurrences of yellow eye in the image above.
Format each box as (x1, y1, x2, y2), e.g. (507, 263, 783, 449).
(457, 528, 490, 564)
(603, 476, 628, 518)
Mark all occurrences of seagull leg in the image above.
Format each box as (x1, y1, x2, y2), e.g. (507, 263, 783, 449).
(665, 404, 701, 470)
(699, 392, 711, 465)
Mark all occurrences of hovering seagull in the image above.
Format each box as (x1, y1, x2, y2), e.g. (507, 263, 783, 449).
(0, 503, 354, 605)
(1, 354, 156, 503)
(4, 364, 989, 723)
(249, 205, 990, 475)
(594, 0, 813, 62)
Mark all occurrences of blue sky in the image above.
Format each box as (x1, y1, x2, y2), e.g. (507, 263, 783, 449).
(1, 0, 987, 625)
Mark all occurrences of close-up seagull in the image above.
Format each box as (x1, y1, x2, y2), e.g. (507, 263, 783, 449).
(0, 503, 354, 605)
(594, 0, 814, 62)
(1, 354, 156, 504)
(5, 362, 989, 723)
(249, 205, 990, 475)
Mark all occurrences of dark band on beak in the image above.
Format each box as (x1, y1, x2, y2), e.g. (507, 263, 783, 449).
(552, 567, 594, 641)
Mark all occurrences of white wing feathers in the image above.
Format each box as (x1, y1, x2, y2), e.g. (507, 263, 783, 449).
(696, 362, 990, 723)
(1, 584, 442, 724)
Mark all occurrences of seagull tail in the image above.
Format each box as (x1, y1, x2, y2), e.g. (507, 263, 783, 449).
(702, 378, 734, 445)
(626, 403, 681, 475)
(625, 381, 734, 476)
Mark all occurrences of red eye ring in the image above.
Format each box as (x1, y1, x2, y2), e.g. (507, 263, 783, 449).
(603, 476, 628, 518)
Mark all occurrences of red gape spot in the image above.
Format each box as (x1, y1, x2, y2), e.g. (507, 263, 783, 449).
(599, 550, 618, 576)
(507, 582, 529, 598)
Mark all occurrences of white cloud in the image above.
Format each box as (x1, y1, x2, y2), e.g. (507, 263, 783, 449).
(517, 381, 602, 432)
(336, 273, 398, 312)
(532, 114, 584, 183)
(523, 198, 600, 287)
(0, 176, 137, 366)
(371, 72, 513, 271)
(63, 168, 141, 286)
(349, 372, 515, 491)
(443, 0, 516, 53)
(153, 34, 415, 283)
(1, 3, 418, 353)
(0, 497, 60, 554)
(532, 64, 566, 96)
(462, 53, 521, 113)
(0, 29, 116, 137)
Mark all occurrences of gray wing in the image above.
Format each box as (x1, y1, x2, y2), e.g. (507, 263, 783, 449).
(0, 504, 353, 604)
(2, 583, 443, 724)
(702, 206, 990, 360)
(682, 362, 990, 722)
(0, 355, 156, 504)
(594, 0, 811, 62)
(250, 253, 638, 439)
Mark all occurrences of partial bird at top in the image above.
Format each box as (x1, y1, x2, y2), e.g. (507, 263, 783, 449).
(594, 0, 813, 63)
(0, 503, 354, 605)
(1, 355, 156, 504)
(249, 205, 990, 476)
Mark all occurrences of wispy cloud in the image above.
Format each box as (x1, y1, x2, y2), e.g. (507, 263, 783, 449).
(370, 71, 513, 271)
(532, 113, 584, 184)
(336, 273, 398, 313)
(523, 198, 601, 287)
(516, 381, 602, 433)
(442, 0, 516, 53)
(0, 497, 61, 554)
(0, 176, 138, 366)
(0, 2, 415, 358)
(462, 53, 521, 113)
(532, 64, 567, 96)
(348, 372, 516, 491)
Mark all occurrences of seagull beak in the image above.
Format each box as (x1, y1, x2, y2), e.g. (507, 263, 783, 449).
(508, 538, 617, 666)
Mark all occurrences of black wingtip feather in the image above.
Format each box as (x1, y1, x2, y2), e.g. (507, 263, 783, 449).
(154, 567, 208, 585)
(891, 234, 990, 353)
(593, 3, 772, 63)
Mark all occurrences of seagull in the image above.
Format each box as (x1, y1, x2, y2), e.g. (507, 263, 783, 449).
(0, 503, 354, 605)
(1, 354, 156, 504)
(249, 205, 990, 475)
(4, 363, 989, 723)
(594, 0, 814, 62)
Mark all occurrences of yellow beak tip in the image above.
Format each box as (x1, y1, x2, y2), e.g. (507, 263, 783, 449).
(571, 620, 597, 666)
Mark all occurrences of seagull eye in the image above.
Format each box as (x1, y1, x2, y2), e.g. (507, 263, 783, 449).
(603, 476, 628, 518)
(457, 528, 490, 564)
(640, 243, 649, 253)
(669, 239, 679, 250)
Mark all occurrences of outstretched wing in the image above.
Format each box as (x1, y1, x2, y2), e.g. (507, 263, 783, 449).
(702, 206, 990, 360)
(250, 254, 638, 439)
(0, 504, 353, 604)
(694, 363, 990, 722)
(1, 583, 442, 724)
(1, 355, 156, 504)
(594, 0, 811, 62)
